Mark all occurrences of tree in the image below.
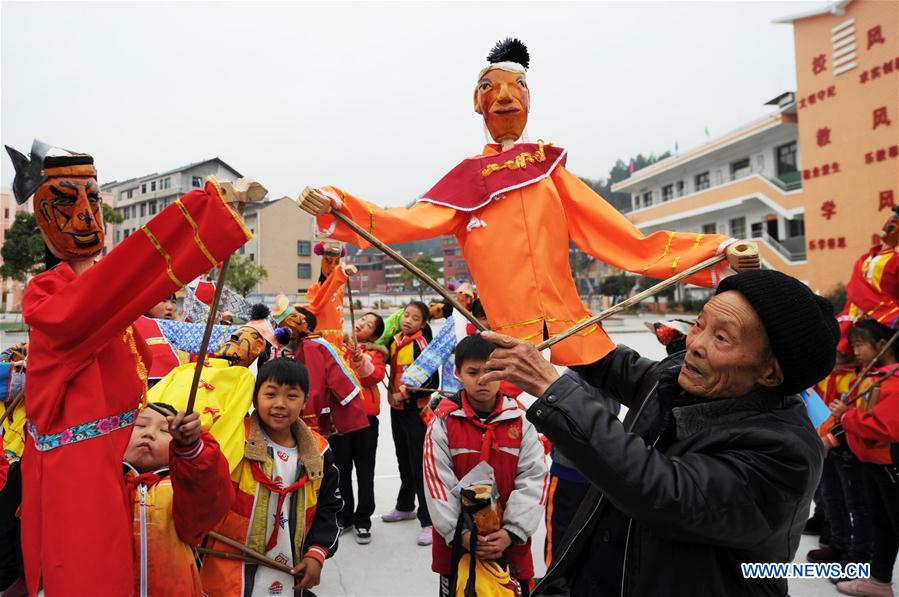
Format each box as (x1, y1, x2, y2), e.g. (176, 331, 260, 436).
(101, 203, 124, 228)
(0, 211, 45, 282)
(636, 275, 676, 303)
(400, 256, 442, 300)
(223, 254, 268, 296)
(599, 273, 634, 302)
(576, 150, 673, 214)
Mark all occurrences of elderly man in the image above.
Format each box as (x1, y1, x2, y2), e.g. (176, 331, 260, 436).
(481, 270, 838, 597)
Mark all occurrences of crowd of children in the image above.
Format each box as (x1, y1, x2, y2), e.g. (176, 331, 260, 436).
(807, 319, 899, 597)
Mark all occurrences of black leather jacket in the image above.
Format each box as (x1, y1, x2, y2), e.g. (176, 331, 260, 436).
(529, 346, 823, 597)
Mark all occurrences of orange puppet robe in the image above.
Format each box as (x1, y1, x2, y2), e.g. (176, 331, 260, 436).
(21, 180, 251, 596)
(317, 142, 734, 366)
(305, 264, 348, 349)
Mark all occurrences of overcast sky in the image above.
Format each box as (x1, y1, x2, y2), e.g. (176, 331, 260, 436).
(1, 1, 822, 206)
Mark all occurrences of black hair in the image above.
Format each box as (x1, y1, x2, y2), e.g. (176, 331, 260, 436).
(148, 402, 177, 417)
(471, 298, 486, 320)
(454, 333, 497, 370)
(848, 319, 899, 360)
(254, 357, 310, 399)
(296, 307, 317, 332)
(405, 301, 430, 323)
(487, 38, 530, 70)
(363, 312, 385, 340)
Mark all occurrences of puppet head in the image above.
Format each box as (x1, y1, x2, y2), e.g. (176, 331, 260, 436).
(880, 207, 899, 248)
(474, 38, 531, 146)
(455, 282, 475, 310)
(6, 140, 105, 261)
(314, 241, 346, 277)
(272, 294, 312, 336)
(216, 304, 278, 367)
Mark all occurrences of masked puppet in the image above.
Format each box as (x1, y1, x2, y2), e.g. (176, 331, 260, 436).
(149, 304, 278, 471)
(304, 241, 358, 350)
(300, 39, 760, 367)
(6, 139, 255, 596)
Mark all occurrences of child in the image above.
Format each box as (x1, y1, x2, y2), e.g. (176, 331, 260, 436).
(829, 320, 899, 597)
(331, 312, 388, 544)
(383, 301, 440, 546)
(201, 358, 342, 596)
(123, 403, 233, 596)
(424, 334, 548, 597)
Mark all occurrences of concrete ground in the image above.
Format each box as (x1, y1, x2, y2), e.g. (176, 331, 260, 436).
(316, 319, 888, 596)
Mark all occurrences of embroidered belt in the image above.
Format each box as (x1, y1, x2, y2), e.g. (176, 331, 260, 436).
(27, 408, 138, 453)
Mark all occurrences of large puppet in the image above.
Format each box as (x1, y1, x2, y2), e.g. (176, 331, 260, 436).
(305, 240, 357, 349)
(5, 139, 255, 596)
(299, 39, 759, 366)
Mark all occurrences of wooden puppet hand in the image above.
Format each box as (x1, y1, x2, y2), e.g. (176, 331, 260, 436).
(217, 178, 268, 205)
(343, 264, 359, 276)
(167, 410, 202, 448)
(480, 331, 560, 397)
(292, 557, 322, 590)
(297, 186, 335, 216)
(726, 241, 760, 271)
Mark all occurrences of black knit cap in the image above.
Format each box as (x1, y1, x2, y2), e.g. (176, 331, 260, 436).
(716, 270, 839, 395)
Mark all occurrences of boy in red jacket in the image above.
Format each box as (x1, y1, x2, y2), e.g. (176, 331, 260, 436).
(424, 334, 548, 597)
(123, 403, 234, 596)
(332, 312, 388, 544)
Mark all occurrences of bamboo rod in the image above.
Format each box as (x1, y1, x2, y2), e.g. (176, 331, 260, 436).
(537, 254, 728, 351)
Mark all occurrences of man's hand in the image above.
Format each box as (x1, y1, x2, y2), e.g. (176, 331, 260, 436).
(726, 241, 760, 272)
(475, 529, 512, 561)
(829, 400, 849, 418)
(167, 410, 201, 448)
(292, 557, 322, 590)
(297, 186, 334, 216)
(480, 331, 559, 397)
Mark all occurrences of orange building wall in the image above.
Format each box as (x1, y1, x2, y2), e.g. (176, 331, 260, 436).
(791, 0, 899, 292)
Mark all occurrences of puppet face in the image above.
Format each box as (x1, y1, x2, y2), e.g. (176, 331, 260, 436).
(320, 254, 340, 277)
(281, 308, 310, 336)
(33, 173, 105, 260)
(474, 68, 530, 145)
(217, 326, 267, 367)
(456, 292, 474, 310)
(881, 211, 899, 248)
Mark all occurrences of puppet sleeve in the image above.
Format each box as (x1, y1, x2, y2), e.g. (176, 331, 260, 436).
(314, 186, 464, 248)
(170, 429, 235, 545)
(551, 166, 734, 288)
(306, 266, 348, 315)
(23, 180, 252, 363)
(402, 317, 456, 389)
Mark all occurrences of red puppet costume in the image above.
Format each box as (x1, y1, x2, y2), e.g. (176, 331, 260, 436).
(6, 140, 254, 595)
(300, 39, 759, 367)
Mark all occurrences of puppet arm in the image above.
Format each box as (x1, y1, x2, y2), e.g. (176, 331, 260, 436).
(23, 181, 251, 356)
(552, 166, 735, 288)
(306, 265, 348, 313)
(314, 186, 464, 248)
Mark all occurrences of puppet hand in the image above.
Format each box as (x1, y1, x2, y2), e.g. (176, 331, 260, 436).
(218, 178, 267, 204)
(297, 186, 335, 216)
(168, 410, 202, 448)
(480, 331, 559, 397)
(344, 264, 358, 276)
(726, 241, 760, 271)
